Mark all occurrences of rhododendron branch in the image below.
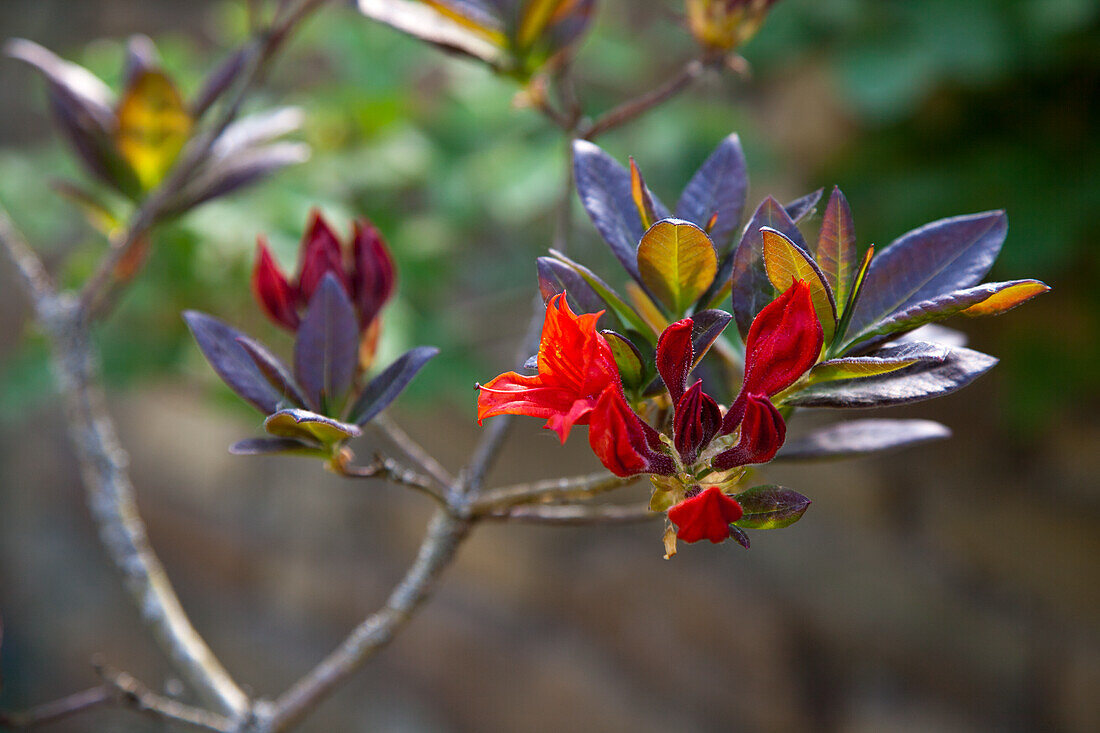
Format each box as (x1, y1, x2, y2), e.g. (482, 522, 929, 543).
(469, 472, 635, 513)
(335, 453, 447, 505)
(484, 502, 658, 524)
(80, 0, 332, 318)
(0, 686, 112, 729)
(580, 58, 709, 140)
(373, 413, 455, 488)
(95, 664, 236, 733)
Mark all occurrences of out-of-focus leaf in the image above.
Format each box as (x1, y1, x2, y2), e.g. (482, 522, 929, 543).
(816, 186, 857, 307)
(690, 309, 732, 366)
(192, 47, 249, 119)
(637, 219, 718, 314)
(573, 140, 669, 288)
(358, 0, 505, 64)
(549, 249, 654, 341)
(807, 341, 948, 384)
(294, 274, 360, 413)
(5, 39, 114, 123)
(235, 334, 308, 409)
(123, 35, 159, 87)
(169, 141, 310, 213)
(960, 279, 1050, 317)
(211, 107, 305, 159)
(229, 436, 327, 457)
(264, 408, 362, 445)
(894, 324, 968, 349)
(517, 0, 561, 49)
(183, 311, 284, 414)
(675, 132, 748, 251)
(844, 279, 1048, 351)
(784, 188, 823, 223)
(733, 485, 811, 529)
(845, 211, 1008, 339)
(347, 345, 440, 425)
(731, 196, 810, 338)
(761, 226, 837, 342)
(51, 181, 119, 235)
(602, 330, 645, 390)
(774, 419, 951, 462)
(114, 70, 192, 191)
(536, 256, 619, 329)
(785, 346, 998, 408)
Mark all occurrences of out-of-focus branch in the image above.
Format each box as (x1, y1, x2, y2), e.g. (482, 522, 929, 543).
(0, 686, 112, 729)
(373, 412, 455, 488)
(469, 472, 635, 513)
(333, 451, 447, 505)
(97, 664, 236, 733)
(484, 502, 658, 524)
(580, 58, 709, 140)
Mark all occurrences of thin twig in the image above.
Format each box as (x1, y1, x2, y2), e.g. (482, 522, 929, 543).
(484, 502, 658, 524)
(470, 472, 635, 514)
(261, 509, 470, 732)
(97, 664, 235, 733)
(0, 686, 112, 729)
(0, 207, 54, 306)
(334, 452, 448, 506)
(372, 413, 455, 488)
(580, 59, 708, 140)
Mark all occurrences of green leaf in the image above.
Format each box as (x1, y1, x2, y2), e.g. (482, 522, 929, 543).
(733, 485, 811, 529)
(637, 219, 718, 315)
(601, 330, 646, 390)
(816, 186, 857, 308)
(761, 227, 837, 342)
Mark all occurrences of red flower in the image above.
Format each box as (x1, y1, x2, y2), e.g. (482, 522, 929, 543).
(668, 486, 744, 544)
(588, 387, 675, 477)
(712, 392, 785, 470)
(722, 279, 822, 433)
(477, 293, 621, 443)
(252, 209, 395, 332)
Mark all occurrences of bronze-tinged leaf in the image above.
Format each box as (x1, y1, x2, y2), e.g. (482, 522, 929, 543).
(817, 186, 857, 306)
(626, 282, 669, 335)
(517, 0, 561, 49)
(629, 158, 658, 230)
(637, 219, 718, 315)
(961, 279, 1050, 317)
(761, 227, 837, 342)
(675, 132, 749, 251)
(358, 0, 505, 64)
(264, 409, 362, 446)
(806, 341, 948, 385)
(733, 485, 811, 529)
(114, 70, 192, 191)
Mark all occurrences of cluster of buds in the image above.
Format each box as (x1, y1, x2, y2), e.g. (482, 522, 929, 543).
(478, 279, 821, 555)
(685, 0, 781, 54)
(252, 210, 395, 368)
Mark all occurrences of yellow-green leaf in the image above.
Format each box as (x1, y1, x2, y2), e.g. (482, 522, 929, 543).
(761, 226, 837, 342)
(637, 219, 718, 315)
(960, 279, 1050, 317)
(517, 0, 560, 49)
(114, 70, 192, 191)
(264, 409, 362, 446)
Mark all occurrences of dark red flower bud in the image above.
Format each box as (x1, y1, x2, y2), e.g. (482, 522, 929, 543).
(713, 393, 786, 470)
(588, 387, 674, 477)
(722, 279, 821, 434)
(673, 379, 722, 465)
(351, 219, 396, 328)
(656, 318, 694, 404)
(668, 486, 744, 544)
(252, 237, 299, 330)
(296, 209, 348, 304)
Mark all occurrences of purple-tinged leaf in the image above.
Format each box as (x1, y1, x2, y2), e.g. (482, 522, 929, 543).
(731, 196, 810, 338)
(733, 485, 811, 529)
(123, 35, 159, 87)
(785, 346, 998, 408)
(536, 256, 620, 329)
(211, 107, 305, 159)
(784, 188, 823, 223)
(264, 408, 362, 445)
(690, 309, 732, 366)
(235, 335, 308, 409)
(5, 39, 114, 123)
(572, 140, 669, 287)
(229, 436, 327, 457)
(807, 341, 949, 384)
(843, 278, 1044, 352)
(168, 141, 309, 213)
(816, 186, 857, 307)
(675, 133, 748, 251)
(294, 274, 360, 413)
(183, 310, 284, 414)
(894, 323, 968, 349)
(729, 525, 750, 549)
(348, 346, 439, 426)
(846, 211, 1008, 339)
(192, 47, 249, 119)
(774, 419, 951, 462)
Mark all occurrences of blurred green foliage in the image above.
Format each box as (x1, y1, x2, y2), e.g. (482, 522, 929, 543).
(1, 0, 1095, 431)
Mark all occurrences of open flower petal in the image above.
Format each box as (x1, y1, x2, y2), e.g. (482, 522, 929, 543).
(669, 486, 744, 544)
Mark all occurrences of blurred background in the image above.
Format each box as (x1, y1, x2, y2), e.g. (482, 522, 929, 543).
(1, 0, 1097, 730)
